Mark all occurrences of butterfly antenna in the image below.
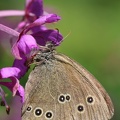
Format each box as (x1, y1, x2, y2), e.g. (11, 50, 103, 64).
(62, 30, 71, 41)
(55, 28, 71, 42)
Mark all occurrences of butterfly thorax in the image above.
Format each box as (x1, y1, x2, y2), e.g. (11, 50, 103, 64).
(33, 43, 57, 65)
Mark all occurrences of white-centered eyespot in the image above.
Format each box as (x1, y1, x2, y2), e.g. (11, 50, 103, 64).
(26, 106, 32, 112)
(77, 104, 85, 113)
(86, 95, 95, 105)
(58, 94, 66, 104)
(45, 110, 54, 119)
(65, 94, 71, 102)
(34, 107, 43, 117)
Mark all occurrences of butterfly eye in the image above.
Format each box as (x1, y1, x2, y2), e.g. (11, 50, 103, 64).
(26, 106, 32, 112)
(77, 104, 85, 113)
(45, 111, 53, 119)
(34, 107, 43, 117)
(58, 94, 66, 103)
(86, 96, 95, 104)
(65, 94, 71, 102)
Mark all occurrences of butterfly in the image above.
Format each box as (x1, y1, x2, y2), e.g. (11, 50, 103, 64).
(22, 42, 114, 120)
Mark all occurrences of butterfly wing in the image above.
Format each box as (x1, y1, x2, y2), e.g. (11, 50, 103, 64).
(55, 53, 114, 119)
(22, 53, 114, 120)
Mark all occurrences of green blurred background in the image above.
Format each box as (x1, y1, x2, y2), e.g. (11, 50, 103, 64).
(0, 0, 120, 119)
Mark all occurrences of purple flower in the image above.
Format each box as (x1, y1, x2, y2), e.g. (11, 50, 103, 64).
(12, 13, 62, 59)
(0, 0, 63, 60)
(0, 0, 63, 81)
(25, 13, 62, 46)
(0, 0, 63, 117)
(17, 0, 44, 32)
(0, 0, 43, 32)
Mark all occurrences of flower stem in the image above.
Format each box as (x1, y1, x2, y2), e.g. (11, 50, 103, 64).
(0, 10, 25, 17)
(0, 10, 34, 17)
(0, 24, 20, 37)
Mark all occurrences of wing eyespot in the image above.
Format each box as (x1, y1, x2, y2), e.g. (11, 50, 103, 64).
(34, 107, 43, 117)
(65, 94, 71, 102)
(86, 95, 95, 105)
(58, 94, 66, 104)
(45, 110, 53, 119)
(26, 106, 32, 112)
(77, 104, 85, 113)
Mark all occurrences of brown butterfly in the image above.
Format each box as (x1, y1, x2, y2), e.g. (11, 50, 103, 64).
(22, 42, 114, 120)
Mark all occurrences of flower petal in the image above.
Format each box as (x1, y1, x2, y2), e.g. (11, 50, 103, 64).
(18, 35, 38, 55)
(32, 29, 63, 46)
(16, 21, 27, 32)
(25, 14, 61, 33)
(13, 58, 29, 78)
(16, 85, 25, 103)
(12, 42, 22, 59)
(45, 14, 61, 23)
(0, 67, 21, 79)
(0, 80, 25, 103)
(33, 14, 61, 25)
(12, 35, 38, 59)
(26, 0, 43, 18)
(0, 78, 18, 95)
(0, 67, 25, 103)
